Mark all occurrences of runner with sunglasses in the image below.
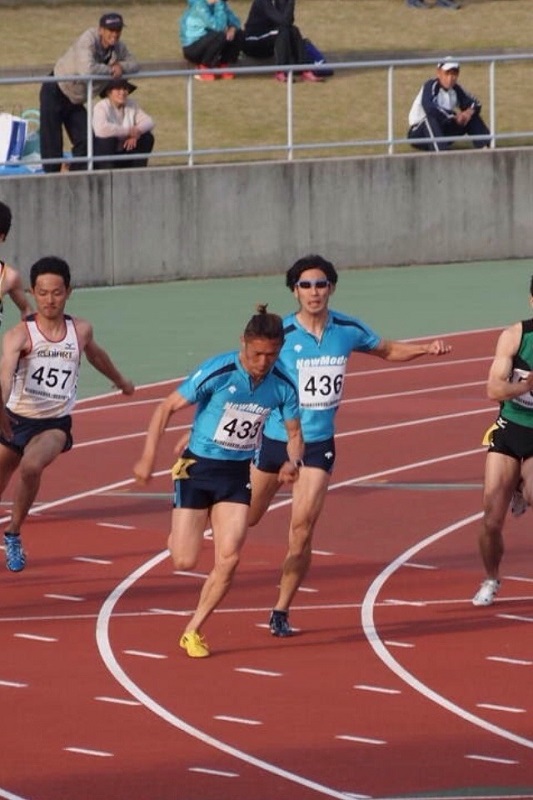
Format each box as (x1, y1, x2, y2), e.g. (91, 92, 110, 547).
(250, 254, 451, 637)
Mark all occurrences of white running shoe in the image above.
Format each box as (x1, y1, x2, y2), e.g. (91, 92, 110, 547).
(510, 487, 528, 517)
(472, 578, 500, 607)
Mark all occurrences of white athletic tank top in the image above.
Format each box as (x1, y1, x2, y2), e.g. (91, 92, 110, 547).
(8, 314, 81, 418)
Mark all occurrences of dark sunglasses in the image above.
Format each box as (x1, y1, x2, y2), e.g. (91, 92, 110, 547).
(296, 279, 330, 289)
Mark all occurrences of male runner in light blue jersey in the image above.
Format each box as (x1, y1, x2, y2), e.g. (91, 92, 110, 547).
(249, 255, 451, 637)
(134, 305, 303, 658)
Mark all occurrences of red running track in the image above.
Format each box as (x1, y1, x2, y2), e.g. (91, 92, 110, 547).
(1, 328, 532, 800)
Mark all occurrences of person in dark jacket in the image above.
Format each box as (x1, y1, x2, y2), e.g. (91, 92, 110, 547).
(242, 0, 321, 82)
(407, 57, 490, 151)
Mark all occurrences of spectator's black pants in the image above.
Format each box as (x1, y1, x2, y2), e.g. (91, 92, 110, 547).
(408, 112, 491, 151)
(39, 78, 88, 173)
(93, 132, 155, 170)
(243, 24, 307, 66)
(183, 31, 242, 67)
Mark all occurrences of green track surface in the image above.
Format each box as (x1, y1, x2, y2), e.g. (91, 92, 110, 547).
(3, 259, 532, 398)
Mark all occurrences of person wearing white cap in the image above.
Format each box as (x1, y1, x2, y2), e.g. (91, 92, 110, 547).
(39, 12, 139, 172)
(407, 57, 490, 151)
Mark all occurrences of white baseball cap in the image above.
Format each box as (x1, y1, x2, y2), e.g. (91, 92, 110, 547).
(438, 57, 460, 71)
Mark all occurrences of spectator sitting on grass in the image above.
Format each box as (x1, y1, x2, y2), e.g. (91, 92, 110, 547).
(407, 57, 490, 151)
(180, 0, 243, 81)
(242, 0, 322, 83)
(92, 78, 154, 169)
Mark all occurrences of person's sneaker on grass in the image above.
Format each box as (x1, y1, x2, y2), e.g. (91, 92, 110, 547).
(406, 0, 431, 7)
(179, 630, 210, 658)
(219, 63, 235, 80)
(269, 609, 294, 637)
(301, 71, 324, 83)
(4, 532, 26, 572)
(472, 578, 500, 607)
(194, 64, 216, 82)
(510, 482, 528, 517)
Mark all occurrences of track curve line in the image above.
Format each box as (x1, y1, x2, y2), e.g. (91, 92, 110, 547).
(361, 515, 533, 751)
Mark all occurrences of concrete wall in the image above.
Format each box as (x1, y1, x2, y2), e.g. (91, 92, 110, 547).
(1, 148, 532, 287)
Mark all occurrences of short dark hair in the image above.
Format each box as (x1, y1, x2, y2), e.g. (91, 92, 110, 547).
(530, 275, 533, 297)
(0, 201, 12, 238)
(30, 256, 71, 289)
(285, 254, 338, 290)
(243, 304, 284, 342)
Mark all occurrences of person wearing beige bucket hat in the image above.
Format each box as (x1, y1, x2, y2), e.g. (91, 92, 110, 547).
(92, 77, 155, 169)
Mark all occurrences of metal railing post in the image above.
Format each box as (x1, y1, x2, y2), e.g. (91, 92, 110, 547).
(387, 65, 394, 155)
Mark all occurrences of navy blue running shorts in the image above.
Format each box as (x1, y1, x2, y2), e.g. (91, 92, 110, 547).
(254, 434, 336, 474)
(486, 415, 533, 461)
(0, 410, 73, 455)
(172, 449, 252, 509)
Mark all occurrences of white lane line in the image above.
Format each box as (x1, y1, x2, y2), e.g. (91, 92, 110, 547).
(361, 514, 533, 751)
(384, 640, 415, 649)
(174, 570, 209, 579)
(214, 715, 262, 726)
(148, 608, 191, 616)
(235, 668, 282, 677)
(465, 754, 518, 765)
(486, 656, 533, 666)
(64, 746, 113, 758)
(0, 679, 27, 688)
(312, 549, 335, 556)
(497, 613, 533, 623)
(94, 696, 142, 706)
(73, 556, 113, 565)
(14, 633, 57, 642)
(97, 522, 136, 530)
(403, 562, 437, 570)
(44, 594, 85, 602)
(343, 380, 485, 406)
(476, 703, 526, 714)
(505, 575, 533, 584)
(298, 586, 318, 593)
(189, 767, 239, 777)
(123, 650, 167, 660)
(354, 685, 401, 695)
(383, 599, 426, 607)
(336, 735, 386, 745)
(96, 445, 489, 800)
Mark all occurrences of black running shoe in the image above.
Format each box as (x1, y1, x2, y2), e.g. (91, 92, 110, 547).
(269, 609, 294, 637)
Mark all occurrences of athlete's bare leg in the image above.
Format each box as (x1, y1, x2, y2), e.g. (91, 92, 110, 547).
(479, 451, 520, 578)
(248, 464, 280, 526)
(183, 501, 249, 634)
(274, 466, 330, 611)
(8, 430, 66, 532)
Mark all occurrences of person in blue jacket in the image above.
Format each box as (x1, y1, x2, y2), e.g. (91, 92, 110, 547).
(179, 0, 243, 80)
(134, 305, 303, 658)
(408, 57, 491, 151)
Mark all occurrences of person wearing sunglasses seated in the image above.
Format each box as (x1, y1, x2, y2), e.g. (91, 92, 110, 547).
(248, 254, 452, 638)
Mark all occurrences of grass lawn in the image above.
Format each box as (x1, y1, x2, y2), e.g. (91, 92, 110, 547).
(1, 0, 532, 162)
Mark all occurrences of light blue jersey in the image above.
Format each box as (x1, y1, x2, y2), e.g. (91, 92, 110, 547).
(262, 310, 381, 443)
(178, 350, 300, 460)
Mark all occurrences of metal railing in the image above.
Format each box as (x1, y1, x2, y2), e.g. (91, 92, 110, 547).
(1, 51, 532, 172)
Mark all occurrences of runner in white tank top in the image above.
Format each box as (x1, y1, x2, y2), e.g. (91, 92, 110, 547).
(0, 256, 134, 574)
(8, 314, 80, 418)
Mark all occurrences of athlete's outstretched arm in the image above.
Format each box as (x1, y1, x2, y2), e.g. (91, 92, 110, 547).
(134, 390, 191, 483)
(371, 337, 451, 362)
